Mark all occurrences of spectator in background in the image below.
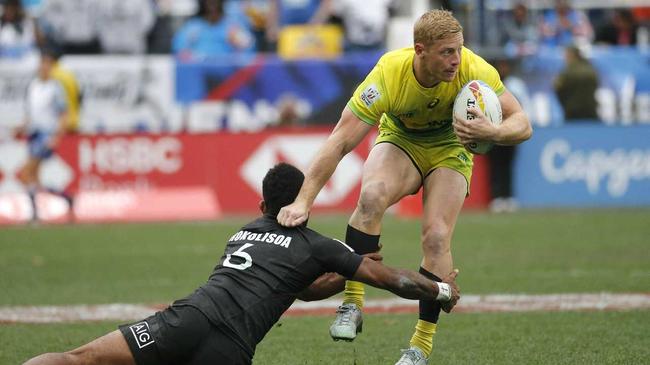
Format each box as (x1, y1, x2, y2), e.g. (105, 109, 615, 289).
(95, 0, 155, 54)
(49, 46, 81, 134)
(15, 47, 74, 222)
(0, 0, 38, 58)
(265, 0, 332, 47)
(172, 0, 254, 60)
(500, 2, 538, 58)
(274, 93, 311, 127)
(595, 9, 638, 46)
(241, 0, 272, 52)
(488, 58, 530, 214)
(38, 0, 99, 54)
(554, 45, 599, 122)
(539, 0, 593, 48)
(331, 0, 395, 52)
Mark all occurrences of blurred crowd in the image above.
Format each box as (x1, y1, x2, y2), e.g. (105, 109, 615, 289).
(1, 0, 647, 60)
(489, 0, 649, 57)
(0, 0, 401, 59)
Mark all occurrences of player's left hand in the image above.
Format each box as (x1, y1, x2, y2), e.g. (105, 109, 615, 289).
(453, 107, 496, 145)
(440, 269, 460, 313)
(362, 252, 383, 262)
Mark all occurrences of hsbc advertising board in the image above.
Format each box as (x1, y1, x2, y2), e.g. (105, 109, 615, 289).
(514, 125, 650, 207)
(0, 128, 492, 224)
(0, 129, 372, 223)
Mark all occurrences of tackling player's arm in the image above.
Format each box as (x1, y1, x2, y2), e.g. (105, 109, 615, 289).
(277, 107, 373, 227)
(352, 258, 461, 312)
(297, 252, 383, 302)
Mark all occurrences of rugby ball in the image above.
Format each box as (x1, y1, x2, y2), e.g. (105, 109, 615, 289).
(452, 80, 502, 154)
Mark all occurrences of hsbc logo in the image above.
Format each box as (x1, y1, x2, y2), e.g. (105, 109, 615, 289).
(241, 135, 364, 206)
(79, 137, 182, 175)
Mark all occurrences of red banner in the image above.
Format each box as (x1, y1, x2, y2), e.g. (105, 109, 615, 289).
(0, 128, 489, 224)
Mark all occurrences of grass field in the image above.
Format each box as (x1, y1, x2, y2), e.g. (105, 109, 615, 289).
(2, 208, 650, 364)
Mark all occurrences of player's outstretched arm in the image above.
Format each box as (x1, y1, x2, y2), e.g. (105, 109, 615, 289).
(352, 258, 461, 312)
(277, 107, 373, 227)
(297, 253, 383, 301)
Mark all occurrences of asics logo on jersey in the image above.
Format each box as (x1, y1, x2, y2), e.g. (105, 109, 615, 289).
(427, 98, 440, 109)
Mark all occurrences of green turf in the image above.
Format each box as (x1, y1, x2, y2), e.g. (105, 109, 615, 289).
(1, 209, 649, 305)
(1, 209, 649, 364)
(4, 311, 649, 365)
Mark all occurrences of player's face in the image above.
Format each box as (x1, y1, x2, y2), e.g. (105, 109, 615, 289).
(420, 33, 464, 83)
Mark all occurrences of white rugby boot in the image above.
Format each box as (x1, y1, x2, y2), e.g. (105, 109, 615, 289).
(395, 346, 428, 365)
(329, 303, 363, 341)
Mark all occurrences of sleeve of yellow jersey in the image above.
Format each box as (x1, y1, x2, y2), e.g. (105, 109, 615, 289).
(468, 53, 506, 97)
(346, 63, 388, 126)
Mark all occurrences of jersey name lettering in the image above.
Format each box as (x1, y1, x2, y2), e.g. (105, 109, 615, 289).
(228, 230, 292, 248)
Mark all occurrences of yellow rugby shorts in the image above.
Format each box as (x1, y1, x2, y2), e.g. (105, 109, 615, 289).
(375, 121, 473, 195)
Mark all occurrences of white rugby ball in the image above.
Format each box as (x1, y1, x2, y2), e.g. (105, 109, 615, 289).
(452, 80, 502, 154)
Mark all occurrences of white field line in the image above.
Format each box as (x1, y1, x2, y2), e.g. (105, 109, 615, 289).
(1, 293, 649, 324)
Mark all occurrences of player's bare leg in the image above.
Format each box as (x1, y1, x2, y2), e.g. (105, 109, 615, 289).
(18, 158, 41, 222)
(330, 143, 421, 341)
(396, 168, 466, 365)
(23, 330, 136, 365)
(19, 154, 74, 223)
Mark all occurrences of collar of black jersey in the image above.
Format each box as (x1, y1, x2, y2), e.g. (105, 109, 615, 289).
(264, 213, 308, 228)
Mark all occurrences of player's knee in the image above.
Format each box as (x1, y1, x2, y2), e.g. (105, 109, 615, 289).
(357, 182, 390, 217)
(421, 225, 452, 257)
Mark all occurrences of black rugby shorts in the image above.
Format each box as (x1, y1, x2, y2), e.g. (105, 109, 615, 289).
(119, 305, 251, 365)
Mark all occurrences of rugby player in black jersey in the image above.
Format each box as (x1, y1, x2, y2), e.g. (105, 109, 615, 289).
(24, 163, 460, 365)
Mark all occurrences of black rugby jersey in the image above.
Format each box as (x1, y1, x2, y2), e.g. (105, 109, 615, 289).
(173, 215, 363, 357)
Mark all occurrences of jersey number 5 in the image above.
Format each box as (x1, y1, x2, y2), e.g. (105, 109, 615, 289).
(223, 243, 253, 270)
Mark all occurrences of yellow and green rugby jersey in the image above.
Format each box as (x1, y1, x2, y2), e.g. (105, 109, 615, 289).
(347, 47, 505, 138)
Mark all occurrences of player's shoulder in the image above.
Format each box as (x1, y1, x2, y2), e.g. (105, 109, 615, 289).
(460, 46, 490, 69)
(52, 66, 75, 83)
(297, 224, 329, 242)
(459, 46, 501, 84)
(302, 227, 354, 252)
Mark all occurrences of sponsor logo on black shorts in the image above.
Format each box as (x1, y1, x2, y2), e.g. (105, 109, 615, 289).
(129, 321, 155, 349)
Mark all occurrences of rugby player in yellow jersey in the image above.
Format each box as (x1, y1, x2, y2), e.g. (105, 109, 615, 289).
(277, 9, 532, 365)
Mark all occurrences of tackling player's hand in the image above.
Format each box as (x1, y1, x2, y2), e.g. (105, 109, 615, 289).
(362, 252, 383, 262)
(440, 269, 460, 313)
(453, 107, 496, 145)
(277, 200, 310, 227)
